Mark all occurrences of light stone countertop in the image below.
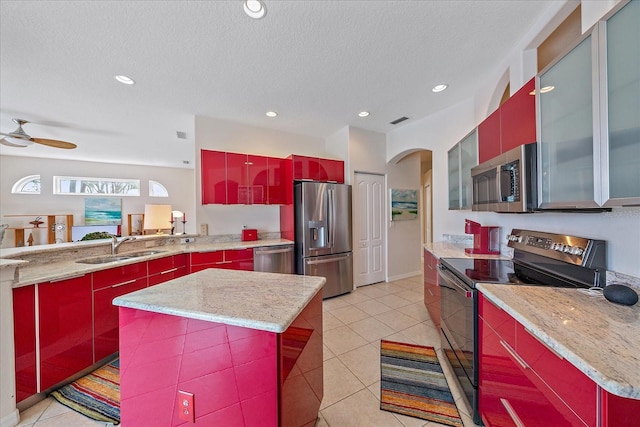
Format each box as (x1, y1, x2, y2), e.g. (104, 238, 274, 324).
(478, 283, 640, 399)
(424, 241, 507, 260)
(113, 268, 324, 333)
(6, 238, 293, 287)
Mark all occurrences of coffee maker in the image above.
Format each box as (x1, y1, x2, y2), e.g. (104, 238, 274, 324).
(464, 219, 500, 255)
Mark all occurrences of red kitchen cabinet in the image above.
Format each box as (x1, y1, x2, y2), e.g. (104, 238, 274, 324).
(93, 262, 148, 361)
(222, 248, 254, 271)
(13, 285, 37, 403)
(226, 152, 247, 204)
(423, 249, 440, 330)
(478, 108, 501, 164)
(201, 149, 227, 205)
(267, 157, 287, 205)
(148, 254, 188, 286)
(477, 78, 536, 163)
(601, 389, 640, 427)
(500, 78, 536, 153)
(516, 323, 597, 426)
(320, 158, 345, 183)
(38, 275, 93, 391)
(190, 249, 254, 272)
(247, 154, 269, 204)
(291, 155, 344, 183)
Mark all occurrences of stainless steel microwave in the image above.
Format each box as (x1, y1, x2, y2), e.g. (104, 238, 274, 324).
(471, 143, 537, 213)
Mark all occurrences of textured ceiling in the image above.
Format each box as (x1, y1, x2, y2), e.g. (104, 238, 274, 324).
(0, 0, 554, 168)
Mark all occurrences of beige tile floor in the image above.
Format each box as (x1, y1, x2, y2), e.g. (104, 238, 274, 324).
(15, 275, 478, 427)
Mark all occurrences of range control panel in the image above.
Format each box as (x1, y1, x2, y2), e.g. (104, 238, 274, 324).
(507, 229, 606, 269)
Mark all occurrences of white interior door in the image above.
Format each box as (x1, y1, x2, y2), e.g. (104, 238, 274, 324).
(354, 172, 385, 287)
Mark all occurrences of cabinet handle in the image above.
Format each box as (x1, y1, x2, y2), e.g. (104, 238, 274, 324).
(500, 340, 528, 370)
(500, 398, 525, 427)
(112, 279, 136, 288)
(428, 289, 434, 297)
(49, 274, 86, 283)
(160, 268, 178, 275)
(218, 261, 232, 264)
(524, 327, 564, 360)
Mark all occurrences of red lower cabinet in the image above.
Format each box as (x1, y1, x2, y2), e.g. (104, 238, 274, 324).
(423, 249, 440, 330)
(479, 294, 590, 427)
(13, 285, 37, 403)
(93, 262, 148, 361)
(38, 275, 93, 391)
(190, 250, 254, 273)
(148, 254, 188, 286)
(601, 389, 640, 426)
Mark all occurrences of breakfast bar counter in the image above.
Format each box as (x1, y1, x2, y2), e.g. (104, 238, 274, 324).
(113, 269, 325, 427)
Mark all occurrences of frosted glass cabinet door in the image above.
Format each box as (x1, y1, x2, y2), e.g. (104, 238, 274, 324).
(460, 130, 478, 209)
(603, 0, 640, 206)
(538, 33, 599, 208)
(448, 144, 460, 210)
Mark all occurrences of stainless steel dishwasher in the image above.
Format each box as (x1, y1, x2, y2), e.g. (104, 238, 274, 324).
(253, 245, 294, 274)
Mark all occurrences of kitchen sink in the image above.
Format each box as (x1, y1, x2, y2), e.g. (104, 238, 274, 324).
(76, 255, 134, 264)
(124, 250, 166, 257)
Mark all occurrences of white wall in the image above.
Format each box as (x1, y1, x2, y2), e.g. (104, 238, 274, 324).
(195, 116, 328, 235)
(387, 153, 422, 280)
(0, 155, 195, 248)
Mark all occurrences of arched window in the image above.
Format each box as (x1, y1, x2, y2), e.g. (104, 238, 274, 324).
(53, 176, 140, 196)
(149, 180, 169, 197)
(12, 175, 41, 194)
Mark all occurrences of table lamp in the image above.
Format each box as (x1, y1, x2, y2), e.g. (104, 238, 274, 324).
(143, 204, 172, 234)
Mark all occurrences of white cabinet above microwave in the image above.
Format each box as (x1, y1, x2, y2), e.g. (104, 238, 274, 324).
(536, 0, 639, 209)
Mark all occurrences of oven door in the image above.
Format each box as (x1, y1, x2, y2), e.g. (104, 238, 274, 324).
(438, 264, 478, 419)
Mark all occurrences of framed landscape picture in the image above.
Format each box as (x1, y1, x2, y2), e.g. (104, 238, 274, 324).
(85, 197, 122, 225)
(390, 189, 418, 221)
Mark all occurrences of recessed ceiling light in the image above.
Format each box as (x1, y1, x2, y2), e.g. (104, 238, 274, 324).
(432, 84, 448, 93)
(358, 111, 370, 117)
(114, 75, 135, 85)
(266, 111, 277, 118)
(244, 0, 267, 19)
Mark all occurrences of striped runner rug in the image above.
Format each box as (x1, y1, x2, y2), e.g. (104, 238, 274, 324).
(50, 358, 120, 425)
(380, 340, 463, 426)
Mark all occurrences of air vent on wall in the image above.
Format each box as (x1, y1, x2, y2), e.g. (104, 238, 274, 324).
(176, 131, 188, 139)
(390, 116, 409, 125)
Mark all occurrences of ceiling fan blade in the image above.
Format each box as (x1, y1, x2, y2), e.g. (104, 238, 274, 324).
(0, 137, 30, 147)
(31, 137, 77, 149)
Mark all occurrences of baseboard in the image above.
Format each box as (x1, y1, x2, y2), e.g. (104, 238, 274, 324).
(387, 270, 422, 282)
(0, 408, 19, 427)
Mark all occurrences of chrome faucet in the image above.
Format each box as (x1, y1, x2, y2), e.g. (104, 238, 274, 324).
(111, 236, 136, 255)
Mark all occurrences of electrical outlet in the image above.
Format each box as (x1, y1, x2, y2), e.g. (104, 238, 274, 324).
(180, 237, 195, 244)
(177, 390, 195, 423)
(200, 224, 208, 235)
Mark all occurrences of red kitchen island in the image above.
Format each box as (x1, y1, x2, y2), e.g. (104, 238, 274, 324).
(113, 269, 325, 427)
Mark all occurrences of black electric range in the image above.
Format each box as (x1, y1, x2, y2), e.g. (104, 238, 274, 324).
(438, 229, 607, 425)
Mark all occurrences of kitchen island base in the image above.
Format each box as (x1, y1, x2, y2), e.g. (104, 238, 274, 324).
(118, 291, 323, 426)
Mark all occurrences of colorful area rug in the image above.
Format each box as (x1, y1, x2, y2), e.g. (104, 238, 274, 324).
(50, 358, 120, 425)
(380, 340, 463, 427)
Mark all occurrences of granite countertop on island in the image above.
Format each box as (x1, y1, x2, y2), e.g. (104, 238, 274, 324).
(478, 283, 640, 399)
(113, 268, 325, 333)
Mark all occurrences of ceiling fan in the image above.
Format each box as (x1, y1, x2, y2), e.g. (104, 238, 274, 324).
(0, 118, 77, 149)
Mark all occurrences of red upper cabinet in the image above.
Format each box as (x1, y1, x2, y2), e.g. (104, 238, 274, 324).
(478, 108, 501, 163)
(291, 155, 344, 183)
(292, 155, 320, 181)
(477, 78, 536, 163)
(38, 275, 93, 391)
(247, 154, 269, 204)
(267, 157, 287, 205)
(201, 150, 227, 205)
(501, 78, 536, 153)
(226, 152, 248, 204)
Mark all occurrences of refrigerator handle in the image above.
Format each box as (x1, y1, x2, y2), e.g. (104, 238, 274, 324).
(328, 188, 335, 249)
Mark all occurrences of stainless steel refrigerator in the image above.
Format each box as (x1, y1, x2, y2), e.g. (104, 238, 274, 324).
(294, 181, 353, 299)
